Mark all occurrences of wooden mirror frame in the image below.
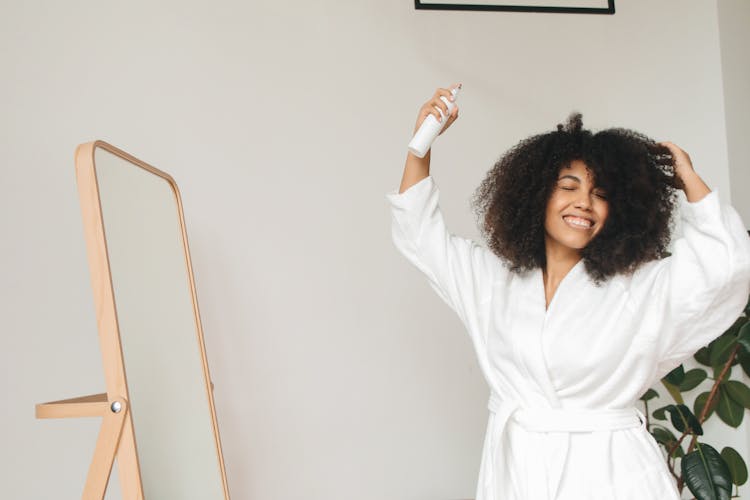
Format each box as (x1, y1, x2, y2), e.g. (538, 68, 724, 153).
(36, 141, 230, 499)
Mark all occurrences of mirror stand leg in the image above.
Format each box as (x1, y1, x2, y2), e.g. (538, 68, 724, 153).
(82, 399, 128, 500)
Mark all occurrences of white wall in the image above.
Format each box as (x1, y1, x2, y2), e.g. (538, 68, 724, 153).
(717, 3, 750, 495)
(719, 0, 750, 222)
(1, 1, 745, 499)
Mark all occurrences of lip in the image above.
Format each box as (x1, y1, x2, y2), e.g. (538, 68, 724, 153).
(562, 214, 595, 230)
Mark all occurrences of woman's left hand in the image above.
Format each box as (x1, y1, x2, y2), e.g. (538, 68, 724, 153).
(659, 141, 711, 202)
(659, 142, 694, 181)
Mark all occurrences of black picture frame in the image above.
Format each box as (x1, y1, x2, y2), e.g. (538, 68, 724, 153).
(414, 0, 615, 14)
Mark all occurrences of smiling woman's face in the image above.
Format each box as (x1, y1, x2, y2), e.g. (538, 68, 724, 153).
(544, 159, 609, 252)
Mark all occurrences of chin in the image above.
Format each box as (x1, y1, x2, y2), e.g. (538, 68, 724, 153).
(559, 236, 592, 250)
(545, 224, 599, 252)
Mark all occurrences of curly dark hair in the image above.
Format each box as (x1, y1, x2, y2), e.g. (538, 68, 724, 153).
(471, 113, 682, 283)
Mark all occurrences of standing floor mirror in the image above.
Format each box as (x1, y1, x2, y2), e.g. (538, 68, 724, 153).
(36, 141, 230, 499)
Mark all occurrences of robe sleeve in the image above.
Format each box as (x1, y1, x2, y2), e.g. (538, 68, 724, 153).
(385, 176, 502, 334)
(643, 190, 750, 376)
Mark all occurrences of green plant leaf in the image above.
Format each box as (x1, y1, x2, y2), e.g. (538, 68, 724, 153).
(695, 346, 712, 366)
(721, 447, 748, 486)
(666, 404, 703, 435)
(726, 316, 747, 336)
(651, 426, 676, 443)
(651, 427, 683, 458)
(653, 405, 669, 421)
(739, 347, 750, 377)
(694, 391, 718, 420)
(737, 322, 750, 354)
(682, 442, 733, 500)
(679, 369, 708, 392)
(665, 365, 686, 385)
(713, 364, 726, 380)
(716, 387, 744, 427)
(723, 380, 750, 409)
(709, 334, 737, 367)
(662, 379, 684, 404)
(640, 388, 659, 401)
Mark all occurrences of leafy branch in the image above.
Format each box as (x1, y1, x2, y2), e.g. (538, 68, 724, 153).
(640, 296, 750, 500)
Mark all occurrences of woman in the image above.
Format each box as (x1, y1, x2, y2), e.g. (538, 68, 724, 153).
(386, 85, 750, 499)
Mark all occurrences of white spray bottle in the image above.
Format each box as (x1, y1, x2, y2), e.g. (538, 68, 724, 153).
(407, 84, 461, 158)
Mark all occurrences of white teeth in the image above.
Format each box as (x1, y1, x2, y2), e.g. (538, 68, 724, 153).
(564, 216, 592, 228)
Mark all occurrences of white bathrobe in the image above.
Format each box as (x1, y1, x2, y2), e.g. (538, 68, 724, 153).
(386, 176, 750, 500)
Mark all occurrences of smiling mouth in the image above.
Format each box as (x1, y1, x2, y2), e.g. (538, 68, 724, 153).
(563, 215, 594, 229)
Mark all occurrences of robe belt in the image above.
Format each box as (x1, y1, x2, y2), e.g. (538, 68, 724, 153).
(480, 392, 646, 500)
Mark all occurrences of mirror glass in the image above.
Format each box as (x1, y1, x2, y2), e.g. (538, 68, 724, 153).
(94, 147, 225, 499)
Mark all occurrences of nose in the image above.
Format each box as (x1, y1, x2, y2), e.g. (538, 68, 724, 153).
(574, 193, 593, 211)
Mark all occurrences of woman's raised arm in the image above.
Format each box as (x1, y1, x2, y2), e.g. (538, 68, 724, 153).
(639, 143, 750, 377)
(398, 86, 459, 193)
(387, 85, 504, 344)
(660, 141, 711, 202)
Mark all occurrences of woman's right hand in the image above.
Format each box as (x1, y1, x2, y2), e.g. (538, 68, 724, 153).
(400, 84, 460, 193)
(413, 85, 460, 135)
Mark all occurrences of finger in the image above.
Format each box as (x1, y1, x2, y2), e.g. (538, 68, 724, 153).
(449, 106, 459, 122)
(657, 142, 680, 160)
(425, 106, 442, 122)
(416, 106, 434, 126)
(659, 141, 683, 155)
(432, 93, 450, 108)
(433, 101, 449, 119)
(420, 101, 442, 119)
(434, 88, 455, 102)
(659, 142, 693, 168)
(420, 101, 440, 117)
(444, 109, 459, 129)
(654, 142, 674, 155)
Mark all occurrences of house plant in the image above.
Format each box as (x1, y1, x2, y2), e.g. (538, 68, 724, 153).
(641, 295, 750, 499)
